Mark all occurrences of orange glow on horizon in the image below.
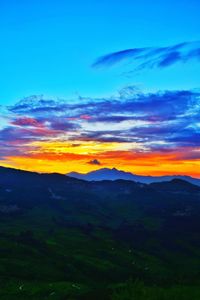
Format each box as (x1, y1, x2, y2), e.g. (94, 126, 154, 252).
(1, 142, 200, 178)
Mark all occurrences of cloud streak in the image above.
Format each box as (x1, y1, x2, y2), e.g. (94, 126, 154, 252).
(92, 41, 200, 70)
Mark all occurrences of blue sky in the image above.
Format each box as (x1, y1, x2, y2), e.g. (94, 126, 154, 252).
(0, 1, 200, 176)
(0, 0, 199, 104)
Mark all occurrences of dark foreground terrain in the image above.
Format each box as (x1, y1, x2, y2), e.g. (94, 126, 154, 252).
(0, 166, 200, 299)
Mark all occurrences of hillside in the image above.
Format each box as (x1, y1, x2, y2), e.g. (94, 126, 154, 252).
(0, 166, 200, 299)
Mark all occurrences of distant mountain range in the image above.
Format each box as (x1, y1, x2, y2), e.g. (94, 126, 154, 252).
(67, 167, 200, 186)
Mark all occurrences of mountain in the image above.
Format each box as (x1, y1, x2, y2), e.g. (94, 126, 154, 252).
(67, 168, 136, 181)
(1, 166, 200, 299)
(67, 167, 200, 186)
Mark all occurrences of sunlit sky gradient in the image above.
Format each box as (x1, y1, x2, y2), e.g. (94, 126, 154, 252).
(0, 0, 200, 177)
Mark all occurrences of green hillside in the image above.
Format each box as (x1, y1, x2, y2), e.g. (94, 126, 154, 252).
(0, 167, 200, 299)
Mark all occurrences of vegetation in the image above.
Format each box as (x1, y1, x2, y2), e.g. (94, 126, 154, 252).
(111, 281, 200, 300)
(0, 167, 200, 299)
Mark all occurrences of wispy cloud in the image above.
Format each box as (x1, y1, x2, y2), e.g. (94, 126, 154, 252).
(92, 41, 200, 70)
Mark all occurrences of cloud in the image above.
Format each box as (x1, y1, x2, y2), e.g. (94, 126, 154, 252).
(92, 41, 200, 71)
(11, 117, 43, 127)
(49, 118, 79, 131)
(0, 88, 199, 166)
(92, 48, 147, 67)
(87, 159, 101, 165)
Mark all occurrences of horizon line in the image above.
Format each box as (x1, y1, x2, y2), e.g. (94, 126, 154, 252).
(1, 165, 200, 180)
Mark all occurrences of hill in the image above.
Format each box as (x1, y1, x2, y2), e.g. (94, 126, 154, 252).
(0, 166, 200, 299)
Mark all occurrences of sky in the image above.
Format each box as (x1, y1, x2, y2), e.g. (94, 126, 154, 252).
(0, 0, 200, 177)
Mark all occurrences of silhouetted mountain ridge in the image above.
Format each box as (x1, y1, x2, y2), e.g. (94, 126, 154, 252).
(67, 167, 200, 186)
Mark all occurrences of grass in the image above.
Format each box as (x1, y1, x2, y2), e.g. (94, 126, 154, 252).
(111, 280, 200, 300)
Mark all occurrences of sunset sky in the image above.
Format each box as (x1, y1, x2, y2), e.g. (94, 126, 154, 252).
(0, 0, 200, 177)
